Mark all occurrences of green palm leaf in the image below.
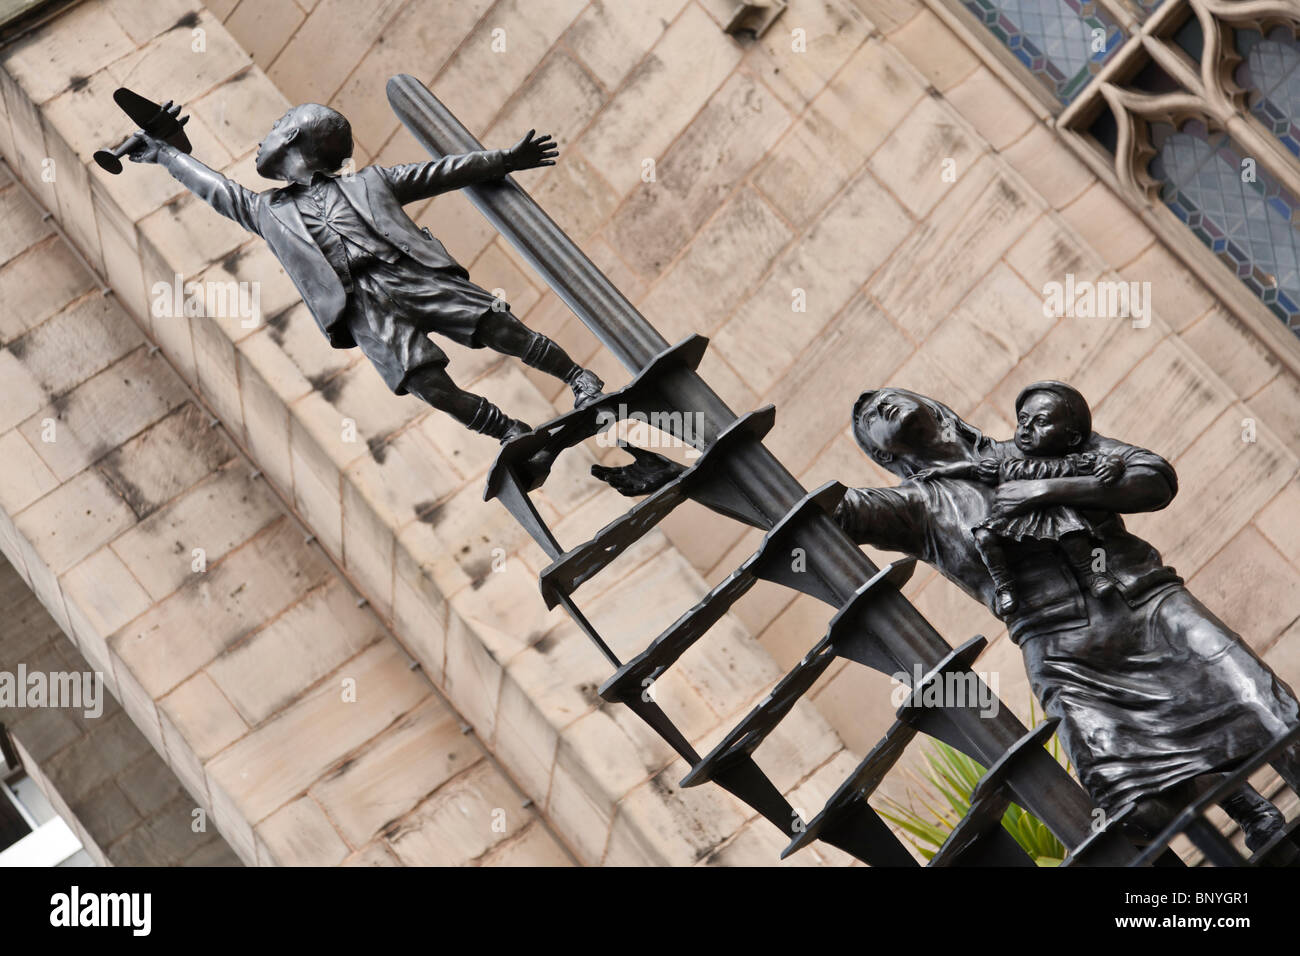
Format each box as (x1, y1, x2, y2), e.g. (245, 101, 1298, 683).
(875, 707, 1069, 865)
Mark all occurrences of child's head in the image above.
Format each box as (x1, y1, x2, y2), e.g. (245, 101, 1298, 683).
(1013, 381, 1091, 456)
(255, 104, 353, 181)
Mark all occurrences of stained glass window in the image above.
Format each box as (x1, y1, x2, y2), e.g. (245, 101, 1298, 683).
(1150, 121, 1300, 331)
(1131, 0, 1165, 20)
(961, 0, 1126, 103)
(1235, 27, 1300, 157)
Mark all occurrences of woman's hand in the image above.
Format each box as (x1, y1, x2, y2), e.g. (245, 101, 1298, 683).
(991, 479, 1052, 517)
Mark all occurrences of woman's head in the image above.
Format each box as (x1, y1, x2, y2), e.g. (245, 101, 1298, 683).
(852, 387, 987, 477)
(1013, 381, 1092, 456)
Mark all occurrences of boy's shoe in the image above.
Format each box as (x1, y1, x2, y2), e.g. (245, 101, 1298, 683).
(570, 369, 604, 409)
(500, 419, 532, 444)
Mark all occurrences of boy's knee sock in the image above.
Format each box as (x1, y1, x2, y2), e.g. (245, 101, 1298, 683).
(466, 396, 521, 440)
(521, 332, 582, 384)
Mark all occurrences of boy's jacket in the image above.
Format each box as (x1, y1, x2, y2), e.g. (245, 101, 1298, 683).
(157, 145, 510, 347)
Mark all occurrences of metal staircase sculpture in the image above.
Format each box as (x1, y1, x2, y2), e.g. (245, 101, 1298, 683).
(387, 74, 1298, 867)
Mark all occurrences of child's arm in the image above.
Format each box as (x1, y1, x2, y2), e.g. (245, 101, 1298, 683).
(131, 134, 263, 237)
(1093, 454, 1127, 485)
(381, 130, 558, 204)
(913, 462, 979, 482)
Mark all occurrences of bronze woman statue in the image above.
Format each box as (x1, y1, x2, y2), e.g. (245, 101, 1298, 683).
(834, 383, 1300, 850)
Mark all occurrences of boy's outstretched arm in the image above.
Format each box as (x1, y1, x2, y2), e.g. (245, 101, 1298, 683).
(380, 129, 558, 204)
(129, 132, 263, 237)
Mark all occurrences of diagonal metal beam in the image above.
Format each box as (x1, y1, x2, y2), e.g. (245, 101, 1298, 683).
(386, 73, 1138, 864)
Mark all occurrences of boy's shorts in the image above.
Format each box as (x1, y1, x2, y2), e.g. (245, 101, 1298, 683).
(344, 256, 506, 394)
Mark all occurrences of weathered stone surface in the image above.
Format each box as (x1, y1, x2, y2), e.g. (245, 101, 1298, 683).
(745, 0, 873, 112)
(1094, 338, 1234, 462)
(208, 579, 383, 726)
(0, 1, 136, 106)
(5, 293, 143, 398)
(0, 239, 95, 344)
(943, 67, 1036, 150)
(867, 92, 987, 219)
(255, 796, 349, 866)
(0, 182, 53, 266)
(640, 187, 793, 345)
(485, 49, 606, 151)
(714, 167, 912, 394)
(606, 70, 790, 277)
(14, 469, 134, 574)
(329, 0, 496, 154)
(1188, 525, 1300, 653)
(159, 670, 249, 763)
(421, 0, 587, 138)
(869, 161, 1039, 341)
(582, 3, 744, 196)
(311, 695, 479, 847)
(20, 347, 192, 481)
(384, 759, 530, 865)
(59, 545, 151, 638)
(207, 640, 430, 824)
(109, 462, 282, 601)
(889, 6, 978, 90)
(109, 518, 334, 697)
(0, 429, 58, 514)
(98, 403, 236, 519)
(565, 0, 688, 91)
(1136, 404, 1295, 577)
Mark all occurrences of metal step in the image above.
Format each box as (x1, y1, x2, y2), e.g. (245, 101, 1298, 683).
(744, 481, 848, 606)
(598, 560, 758, 704)
(679, 559, 917, 789)
(484, 333, 710, 500)
(782, 720, 918, 859)
(681, 635, 839, 788)
(926, 720, 1059, 867)
(1248, 814, 1300, 867)
(598, 481, 851, 705)
(1130, 724, 1300, 867)
(538, 407, 775, 608)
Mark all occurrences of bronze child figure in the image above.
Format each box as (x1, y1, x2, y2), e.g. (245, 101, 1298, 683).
(127, 102, 603, 441)
(914, 383, 1122, 617)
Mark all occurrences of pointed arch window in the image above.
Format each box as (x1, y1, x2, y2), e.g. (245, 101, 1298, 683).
(1235, 26, 1300, 157)
(959, 0, 1126, 102)
(1151, 121, 1300, 326)
(932, 0, 1300, 366)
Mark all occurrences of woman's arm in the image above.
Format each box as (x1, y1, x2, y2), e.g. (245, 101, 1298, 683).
(913, 462, 977, 481)
(833, 485, 929, 554)
(991, 465, 1174, 517)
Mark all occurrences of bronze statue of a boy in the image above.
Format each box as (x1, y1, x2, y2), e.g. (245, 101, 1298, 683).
(127, 102, 603, 441)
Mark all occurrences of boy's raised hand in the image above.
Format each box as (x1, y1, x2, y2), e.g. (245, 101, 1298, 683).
(127, 131, 165, 164)
(505, 129, 559, 172)
(127, 100, 185, 165)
